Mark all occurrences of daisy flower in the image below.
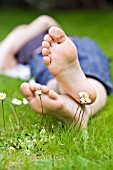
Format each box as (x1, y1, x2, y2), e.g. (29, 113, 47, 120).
(0, 92, 6, 101)
(23, 98, 29, 105)
(79, 91, 89, 98)
(36, 90, 42, 96)
(12, 98, 22, 105)
(0, 92, 6, 130)
(80, 97, 91, 104)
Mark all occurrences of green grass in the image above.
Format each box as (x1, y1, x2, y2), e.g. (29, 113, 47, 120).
(0, 8, 113, 170)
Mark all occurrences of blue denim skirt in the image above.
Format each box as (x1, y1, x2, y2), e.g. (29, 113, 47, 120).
(16, 33, 113, 94)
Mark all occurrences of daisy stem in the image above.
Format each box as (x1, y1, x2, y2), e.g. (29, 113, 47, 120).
(74, 107, 82, 128)
(19, 105, 27, 126)
(39, 95, 45, 127)
(9, 115, 14, 132)
(10, 104, 20, 130)
(78, 104, 85, 130)
(2, 100, 6, 131)
(71, 105, 79, 125)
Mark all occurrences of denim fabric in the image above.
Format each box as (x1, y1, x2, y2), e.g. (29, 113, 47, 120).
(30, 53, 54, 85)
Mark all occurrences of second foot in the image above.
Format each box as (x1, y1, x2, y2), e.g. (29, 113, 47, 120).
(20, 82, 89, 126)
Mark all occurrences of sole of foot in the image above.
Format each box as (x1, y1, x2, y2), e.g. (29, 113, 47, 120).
(42, 27, 96, 104)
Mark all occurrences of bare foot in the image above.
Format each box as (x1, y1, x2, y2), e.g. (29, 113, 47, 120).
(42, 27, 96, 104)
(20, 82, 89, 127)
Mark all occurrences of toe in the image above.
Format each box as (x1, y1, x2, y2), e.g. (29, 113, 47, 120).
(43, 56, 50, 66)
(29, 83, 35, 91)
(41, 85, 50, 94)
(34, 83, 41, 91)
(44, 34, 52, 43)
(48, 27, 66, 43)
(20, 82, 34, 101)
(49, 89, 58, 100)
(42, 48, 49, 56)
(29, 83, 41, 91)
(42, 41, 50, 48)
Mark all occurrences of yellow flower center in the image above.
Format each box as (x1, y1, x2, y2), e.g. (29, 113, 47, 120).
(82, 94, 86, 97)
(0, 95, 3, 98)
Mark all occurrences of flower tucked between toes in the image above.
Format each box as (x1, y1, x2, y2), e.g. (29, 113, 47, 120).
(80, 97, 91, 104)
(79, 91, 91, 104)
(79, 91, 89, 98)
(36, 90, 42, 96)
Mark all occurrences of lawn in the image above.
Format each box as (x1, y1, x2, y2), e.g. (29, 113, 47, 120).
(0, 8, 113, 170)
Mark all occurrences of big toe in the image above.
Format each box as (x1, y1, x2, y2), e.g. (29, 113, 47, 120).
(49, 27, 66, 43)
(20, 82, 34, 101)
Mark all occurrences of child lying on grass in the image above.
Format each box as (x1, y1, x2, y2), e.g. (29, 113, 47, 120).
(0, 15, 112, 128)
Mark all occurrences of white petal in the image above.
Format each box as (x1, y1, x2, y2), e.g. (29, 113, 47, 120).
(0, 92, 6, 100)
(79, 91, 89, 98)
(12, 98, 22, 105)
(80, 97, 91, 104)
(23, 98, 29, 105)
(87, 98, 91, 103)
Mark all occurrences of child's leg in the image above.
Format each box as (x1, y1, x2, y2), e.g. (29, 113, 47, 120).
(0, 25, 27, 69)
(0, 15, 60, 69)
